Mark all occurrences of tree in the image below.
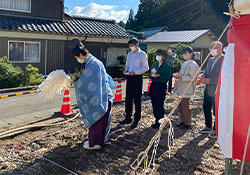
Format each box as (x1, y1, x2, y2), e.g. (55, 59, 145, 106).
(125, 9, 135, 30)
(133, 0, 164, 31)
(127, 0, 230, 40)
(118, 21, 126, 28)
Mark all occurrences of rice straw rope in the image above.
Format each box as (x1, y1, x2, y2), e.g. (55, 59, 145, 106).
(131, 22, 230, 174)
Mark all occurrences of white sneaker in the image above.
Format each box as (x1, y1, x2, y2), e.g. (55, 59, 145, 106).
(208, 130, 217, 139)
(84, 140, 89, 146)
(199, 126, 212, 134)
(83, 143, 101, 150)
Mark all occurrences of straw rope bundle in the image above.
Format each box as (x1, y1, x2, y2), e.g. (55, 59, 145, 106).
(38, 70, 72, 99)
(131, 22, 230, 174)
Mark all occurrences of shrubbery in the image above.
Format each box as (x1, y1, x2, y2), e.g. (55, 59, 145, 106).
(172, 43, 189, 62)
(117, 55, 126, 78)
(25, 64, 44, 86)
(68, 68, 84, 82)
(0, 57, 45, 89)
(0, 56, 25, 89)
(174, 58, 182, 73)
(147, 48, 157, 69)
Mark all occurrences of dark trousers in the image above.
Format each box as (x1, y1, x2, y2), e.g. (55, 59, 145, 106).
(89, 101, 111, 147)
(203, 89, 215, 130)
(125, 75, 143, 123)
(167, 67, 174, 93)
(149, 81, 166, 123)
(178, 98, 191, 125)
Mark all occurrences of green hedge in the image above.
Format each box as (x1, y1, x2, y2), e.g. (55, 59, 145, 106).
(0, 57, 45, 89)
(0, 56, 25, 89)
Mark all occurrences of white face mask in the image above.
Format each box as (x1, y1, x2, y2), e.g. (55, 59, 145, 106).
(168, 49, 172, 54)
(129, 46, 136, 52)
(77, 58, 85, 64)
(210, 49, 218, 57)
(156, 56, 162, 62)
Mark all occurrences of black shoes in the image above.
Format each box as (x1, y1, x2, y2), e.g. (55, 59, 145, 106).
(181, 124, 191, 129)
(176, 122, 184, 127)
(119, 118, 132, 124)
(119, 118, 138, 129)
(151, 123, 160, 129)
(131, 122, 138, 129)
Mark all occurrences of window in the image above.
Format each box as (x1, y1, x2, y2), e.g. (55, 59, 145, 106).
(194, 52, 201, 60)
(0, 0, 31, 12)
(9, 41, 40, 62)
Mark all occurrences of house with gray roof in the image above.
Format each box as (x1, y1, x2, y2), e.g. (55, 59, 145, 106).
(139, 26, 169, 39)
(143, 29, 218, 66)
(0, 0, 131, 77)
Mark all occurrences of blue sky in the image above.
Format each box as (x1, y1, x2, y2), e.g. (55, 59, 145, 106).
(64, 0, 140, 22)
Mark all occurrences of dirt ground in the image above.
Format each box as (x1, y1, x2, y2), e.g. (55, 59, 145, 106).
(0, 85, 250, 175)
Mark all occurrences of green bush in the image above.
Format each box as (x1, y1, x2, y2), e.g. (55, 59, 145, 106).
(25, 64, 44, 86)
(117, 55, 126, 78)
(172, 43, 191, 72)
(68, 68, 84, 82)
(172, 43, 189, 62)
(117, 55, 126, 66)
(0, 56, 26, 89)
(147, 48, 157, 69)
(174, 58, 182, 73)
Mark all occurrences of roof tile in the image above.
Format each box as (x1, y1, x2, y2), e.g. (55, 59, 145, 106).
(0, 15, 130, 38)
(144, 30, 210, 43)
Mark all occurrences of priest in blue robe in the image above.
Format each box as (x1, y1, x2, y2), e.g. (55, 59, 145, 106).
(68, 39, 116, 150)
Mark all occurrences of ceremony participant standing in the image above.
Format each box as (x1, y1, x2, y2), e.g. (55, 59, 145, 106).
(173, 46, 199, 129)
(119, 38, 149, 128)
(68, 39, 116, 150)
(199, 41, 224, 138)
(149, 49, 171, 129)
(165, 45, 176, 94)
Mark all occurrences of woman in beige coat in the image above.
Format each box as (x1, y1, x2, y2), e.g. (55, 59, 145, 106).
(172, 46, 199, 129)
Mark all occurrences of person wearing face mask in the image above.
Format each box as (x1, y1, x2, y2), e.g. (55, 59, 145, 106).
(149, 49, 171, 129)
(119, 37, 149, 129)
(165, 45, 176, 94)
(68, 39, 116, 150)
(198, 41, 224, 138)
(172, 46, 199, 129)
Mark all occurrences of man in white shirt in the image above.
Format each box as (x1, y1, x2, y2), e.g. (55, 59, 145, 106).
(119, 37, 149, 128)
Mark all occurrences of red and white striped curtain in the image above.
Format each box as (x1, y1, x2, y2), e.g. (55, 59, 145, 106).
(215, 13, 250, 161)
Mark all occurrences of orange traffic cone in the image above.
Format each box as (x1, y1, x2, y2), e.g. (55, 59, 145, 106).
(197, 74, 201, 84)
(144, 79, 152, 95)
(174, 78, 178, 86)
(54, 88, 77, 118)
(113, 78, 123, 103)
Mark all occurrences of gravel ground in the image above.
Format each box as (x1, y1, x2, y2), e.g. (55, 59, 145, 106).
(0, 85, 250, 175)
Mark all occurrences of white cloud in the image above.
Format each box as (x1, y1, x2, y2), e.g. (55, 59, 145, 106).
(122, 5, 130, 9)
(69, 3, 129, 22)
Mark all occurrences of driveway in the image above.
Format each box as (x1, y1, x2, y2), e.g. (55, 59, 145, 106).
(0, 79, 150, 128)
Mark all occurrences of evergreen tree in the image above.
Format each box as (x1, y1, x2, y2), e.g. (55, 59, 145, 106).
(118, 21, 126, 28)
(125, 9, 135, 30)
(126, 0, 230, 43)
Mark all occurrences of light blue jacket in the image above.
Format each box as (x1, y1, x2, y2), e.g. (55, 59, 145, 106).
(75, 54, 116, 128)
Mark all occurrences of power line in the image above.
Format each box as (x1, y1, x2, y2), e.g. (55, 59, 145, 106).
(130, 0, 227, 32)
(131, 0, 200, 31)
